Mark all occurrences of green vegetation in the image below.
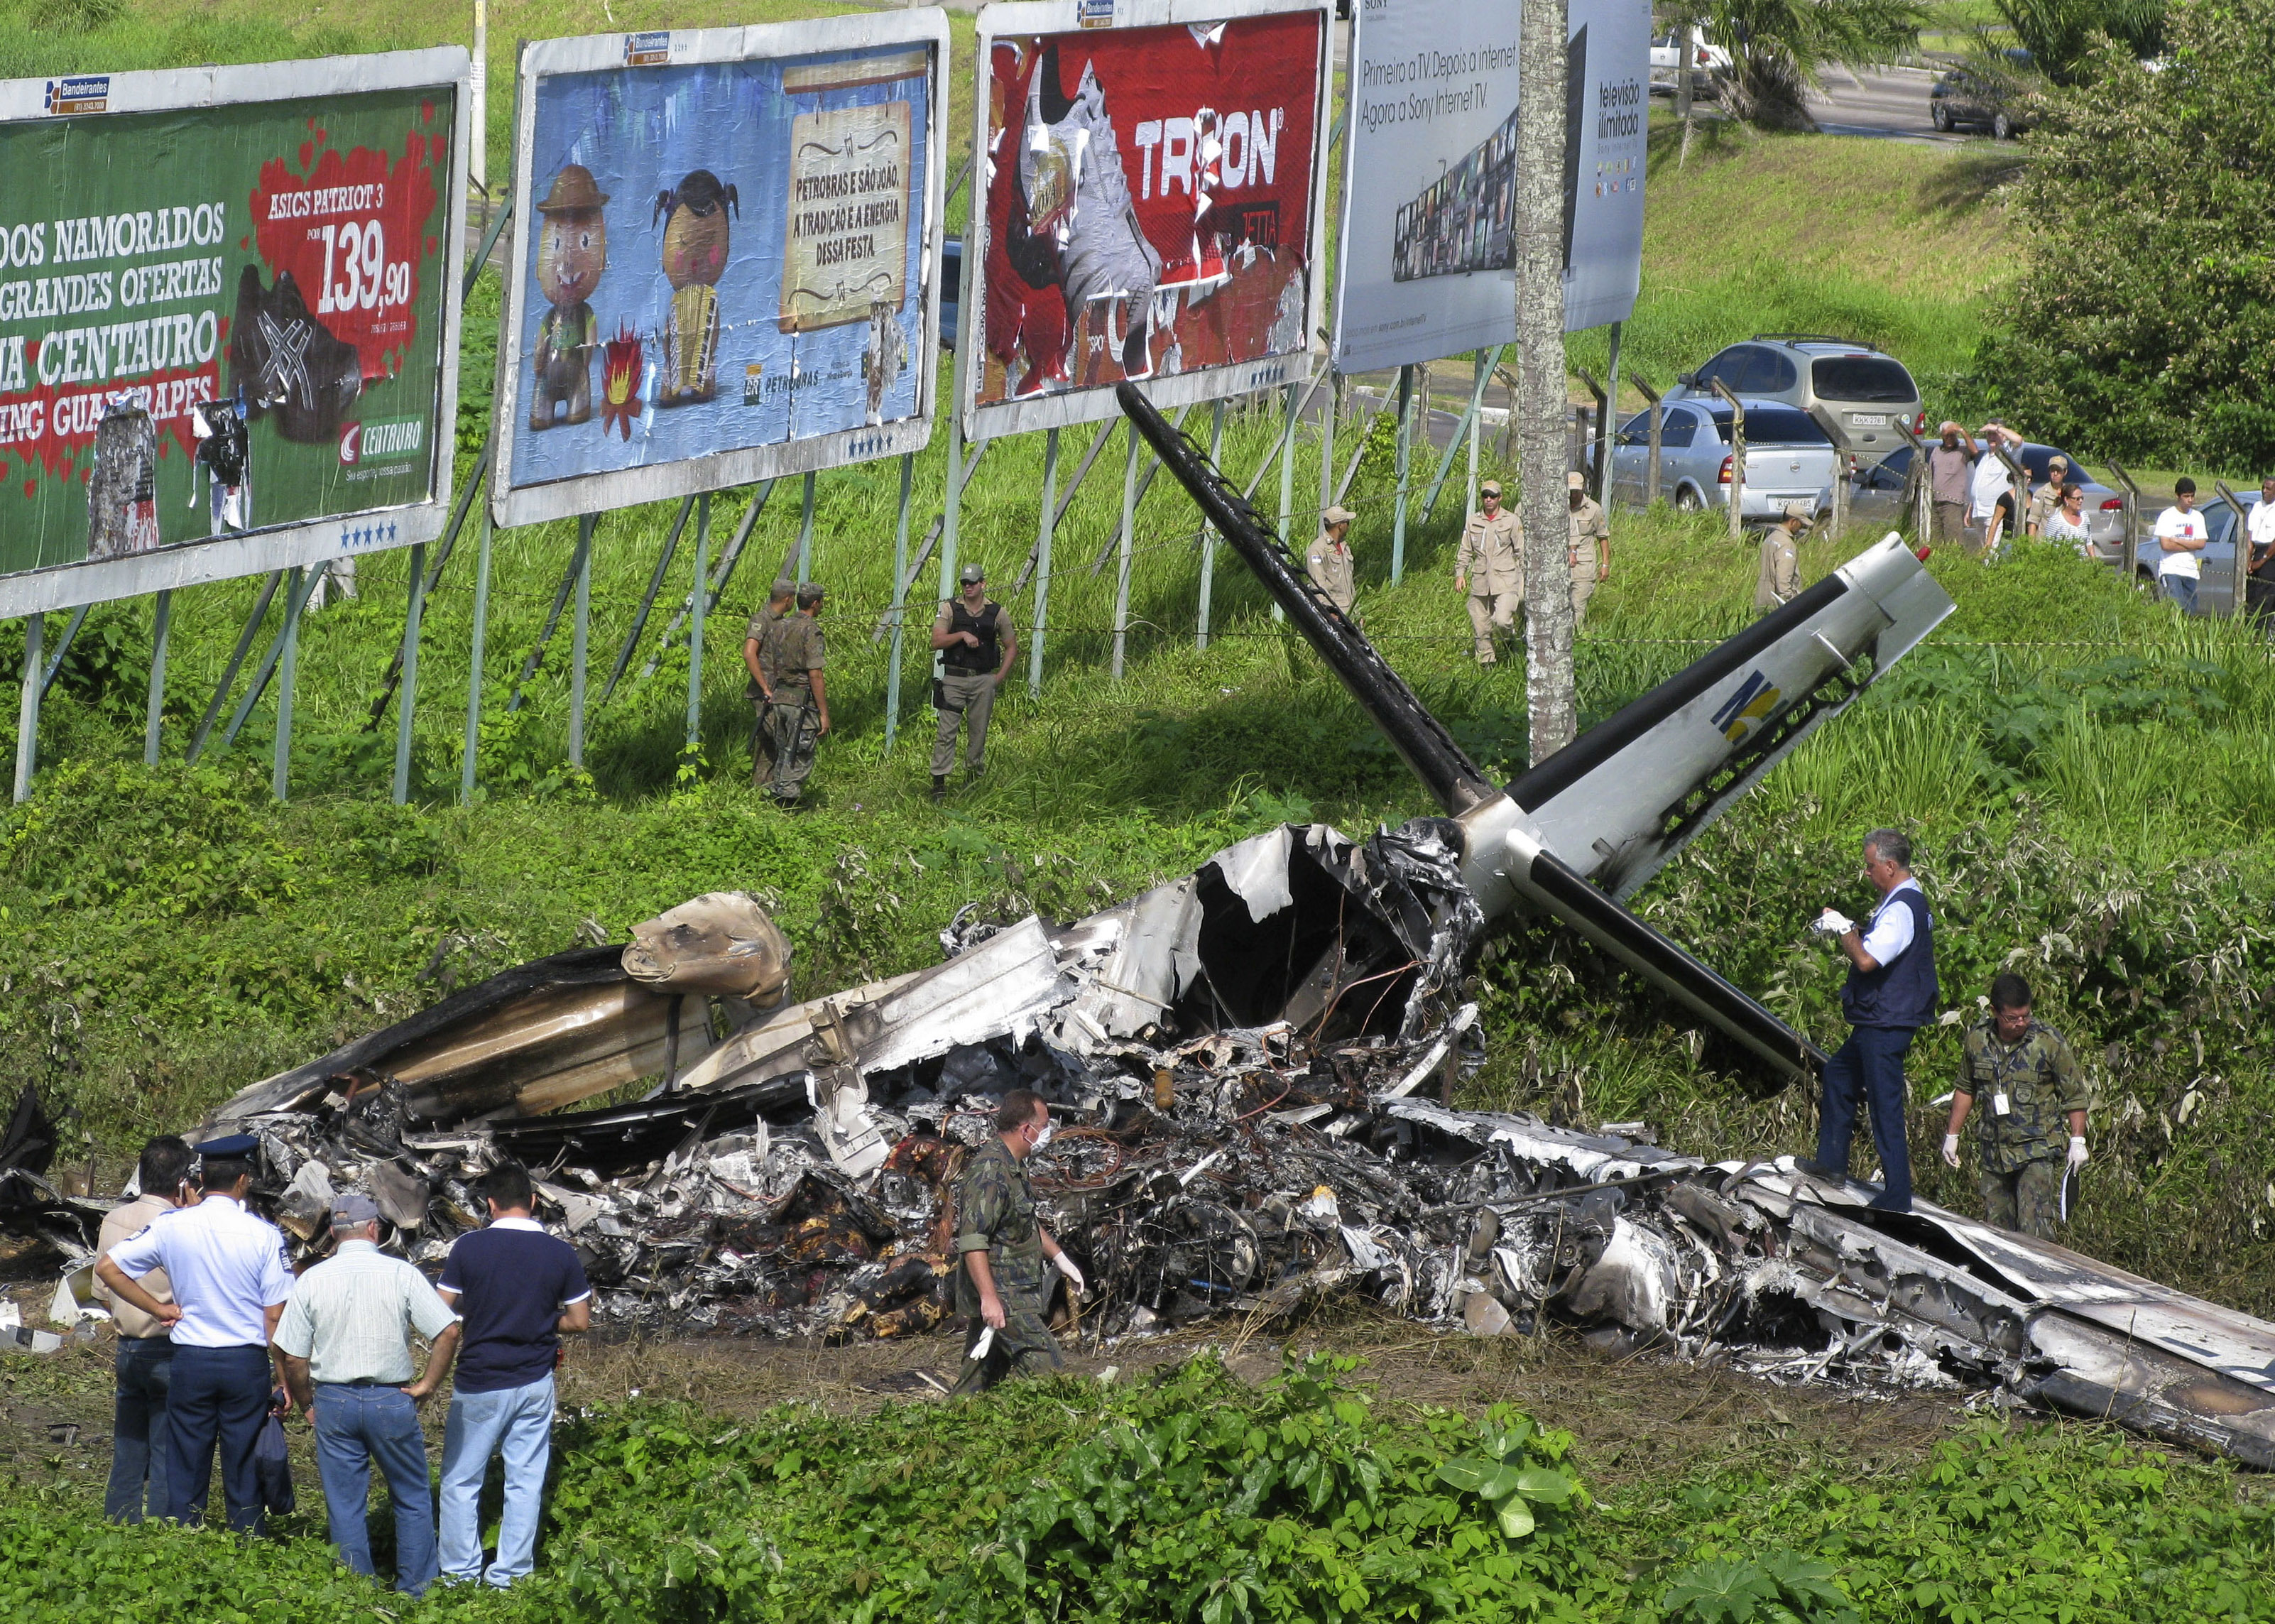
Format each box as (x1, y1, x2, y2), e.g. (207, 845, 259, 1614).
(3, 1354, 2271, 1622)
(1969, 0, 2275, 472)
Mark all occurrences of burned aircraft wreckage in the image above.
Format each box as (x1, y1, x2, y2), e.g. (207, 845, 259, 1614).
(5, 386, 2271, 1469)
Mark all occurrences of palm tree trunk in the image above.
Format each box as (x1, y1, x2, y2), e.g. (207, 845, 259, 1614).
(1518, 0, 1576, 763)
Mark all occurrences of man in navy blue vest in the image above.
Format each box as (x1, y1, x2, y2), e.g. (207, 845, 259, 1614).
(1807, 827, 1937, 1212)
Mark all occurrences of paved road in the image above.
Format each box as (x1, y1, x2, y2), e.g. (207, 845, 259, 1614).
(1806, 63, 1981, 147)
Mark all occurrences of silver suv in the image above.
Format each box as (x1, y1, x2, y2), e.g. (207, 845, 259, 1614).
(1665, 335, 1924, 464)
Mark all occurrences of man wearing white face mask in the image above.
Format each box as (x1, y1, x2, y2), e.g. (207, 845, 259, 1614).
(950, 1090, 1083, 1393)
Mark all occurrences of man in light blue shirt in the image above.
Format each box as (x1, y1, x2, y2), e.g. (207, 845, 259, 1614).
(97, 1134, 294, 1532)
(275, 1192, 460, 1595)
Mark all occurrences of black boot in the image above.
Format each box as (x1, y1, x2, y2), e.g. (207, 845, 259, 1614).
(931, 774, 946, 805)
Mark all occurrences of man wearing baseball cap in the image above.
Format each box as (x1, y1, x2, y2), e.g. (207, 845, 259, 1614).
(1756, 502, 1812, 613)
(1306, 506, 1360, 620)
(275, 1192, 461, 1594)
(96, 1133, 294, 1531)
(929, 562, 1017, 802)
(1568, 472, 1610, 628)
(1456, 479, 1523, 664)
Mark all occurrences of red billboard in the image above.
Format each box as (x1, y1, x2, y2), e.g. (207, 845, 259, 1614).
(967, 4, 1325, 436)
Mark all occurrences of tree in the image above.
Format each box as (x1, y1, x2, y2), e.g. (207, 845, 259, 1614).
(1679, 0, 1926, 129)
(1970, 0, 2275, 471)
(1989, 0, 2163, 80)
(1518, 0, 1576, 763)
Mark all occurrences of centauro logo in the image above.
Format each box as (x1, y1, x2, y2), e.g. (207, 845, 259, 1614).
(1711, 669, 1782, 743)
(338, 416, 425, 464)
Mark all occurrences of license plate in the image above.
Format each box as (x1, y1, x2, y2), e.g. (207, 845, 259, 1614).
(1850, 413, 1889, 427)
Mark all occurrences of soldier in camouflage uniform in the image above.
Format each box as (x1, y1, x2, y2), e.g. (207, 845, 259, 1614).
(951, 1089, 1084, 1393)
(1940, 973, 2090, 1238)
(741, 579, 795, 787)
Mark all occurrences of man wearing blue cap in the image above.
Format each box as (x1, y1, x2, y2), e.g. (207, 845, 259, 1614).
(275, 1191, 461, 1594)
(96, 1134, 294, 1531)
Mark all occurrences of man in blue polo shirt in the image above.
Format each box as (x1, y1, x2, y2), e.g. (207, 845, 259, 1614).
(1806, 827, 1938, 1213)
(435, 1162, 591, 1588)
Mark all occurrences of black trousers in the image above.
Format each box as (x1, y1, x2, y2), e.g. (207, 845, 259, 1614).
(165, 1344, 272, 1532)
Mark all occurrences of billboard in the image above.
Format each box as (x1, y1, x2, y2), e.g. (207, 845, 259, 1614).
(0, 50, 468, 618)
(493, 15, 949, 529)
(964, 0, 1330, 441)
(1331, 0, 1648, 375)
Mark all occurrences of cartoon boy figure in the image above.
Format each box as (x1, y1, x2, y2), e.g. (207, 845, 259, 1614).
(530, 165, 609, 430)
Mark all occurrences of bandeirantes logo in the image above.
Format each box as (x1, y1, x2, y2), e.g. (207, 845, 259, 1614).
(1709, 670, 1783, 743)
(624, 31, 670, 65)
(44, 76, 110, 116)
(339, 416, 424, 464)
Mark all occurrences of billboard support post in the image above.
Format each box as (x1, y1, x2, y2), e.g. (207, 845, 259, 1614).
(1605, 321, 1625, 476)
(1030, 428, 1059, 698)
(1392, 366, 1414, 584)
(686, 493, 712, 758)
(187, 574, 283, 765)
(273, 568, 305, 803)
(939, 414, 965, 636)
(884, 454, 916, 749)
(1275, 383, 1299, 621)
(604, 497, 694, 706)
(797, 474, 817, 586)
(1466, 351, 1485, 526)
(11, 614, 39, 804)
(393, 547, 426, 804)
(144, 592, 173, 768)
(569, 513, 594, 767)
(1420, 344, 1505, 523)
(1197, 400, 1228, 648)
(1113, 427, 1140, 678)
(1319, 374, 1338, 528)
(463, 508, 493, 805)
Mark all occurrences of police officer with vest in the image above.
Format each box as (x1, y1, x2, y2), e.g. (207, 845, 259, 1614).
(930, 562, 1017, 803)
(1805, 828, 1938, 1214)
(1941, 973, 2090, 1237)
(95, 1135, 295, 1531)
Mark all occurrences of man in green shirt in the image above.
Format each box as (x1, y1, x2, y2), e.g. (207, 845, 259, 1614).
(758, 583, 829, 806)
(951, 1089, 1083, 1393)
(1941, 973, 2090, 1237)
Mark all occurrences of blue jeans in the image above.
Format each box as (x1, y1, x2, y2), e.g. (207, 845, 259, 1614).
(2163, 574, 2199, 614)
(438, 1375, 555, 1587)
(105, 1339, 174, 1522)
(1816, 1025, 1919, 1211)
(165, 1343, 272, 1532)
(314, 1385, 439, 1595)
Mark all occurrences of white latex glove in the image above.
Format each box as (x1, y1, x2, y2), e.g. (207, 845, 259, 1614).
(1052, 1252, 1086, 1295)
(1941, 1134, 1960, 1170)
(1813, 909, 1855, 937)
(2067, 1136, 2089, 1170)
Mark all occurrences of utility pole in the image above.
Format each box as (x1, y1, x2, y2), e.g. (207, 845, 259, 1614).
(1517, 0, 1576, 763)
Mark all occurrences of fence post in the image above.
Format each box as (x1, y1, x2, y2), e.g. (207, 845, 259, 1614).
(272, 565, 307, 802)
(883, 452, 916, 750)
(1197, 400, 1226, 646)
(1710, 380, 1745, 541)
(568, 512, 594, 765)
(1390, 364, 1414, 584)
(1030, 427, 1058, 697)
(11, 612, 40, 803)
(1631, 372, 1662, 507)
(462, 506, 493, 803)
(1605, 320, 1623, 462)
(1892, 420, 1928, 540)
(1576, 366, 1610, 499)
(2215, 480, 2251, 617)
(1113, 426, 1140, 677)
(393, 545, 425, 803)
(143, 589, 172, 767)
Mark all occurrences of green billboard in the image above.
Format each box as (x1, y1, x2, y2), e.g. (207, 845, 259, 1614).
(0, 51, 467, 615)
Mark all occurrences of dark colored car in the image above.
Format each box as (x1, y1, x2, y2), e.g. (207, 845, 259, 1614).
(1929, 62, 2033, 139)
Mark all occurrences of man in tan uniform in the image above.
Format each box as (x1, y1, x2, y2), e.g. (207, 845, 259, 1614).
(1567, 472, 1610, 628)
(2024, 454, 2070, 535)
(94, 1135, 194, 1522)
(1755, 502, 1811, 613)
(1456, 479, 1523, 665)
(741, 579, 794, 788)
(1305, 505, 1358, 619)
(760, 583, 829, 806)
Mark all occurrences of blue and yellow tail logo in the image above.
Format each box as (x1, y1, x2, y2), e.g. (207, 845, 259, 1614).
(1711, 670, 1782, 743)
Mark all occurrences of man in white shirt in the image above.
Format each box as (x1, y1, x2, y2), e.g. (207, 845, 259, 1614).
(96, 1134, 295, 1531)
(2153, 477, 2209, 614)
(1968, 424, 2018, 555)
(2244, 478, 2275, 631)
(275, 1192, 460, 1595)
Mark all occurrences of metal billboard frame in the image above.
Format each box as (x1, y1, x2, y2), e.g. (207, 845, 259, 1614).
(489, 13, 952, 530)
(0, 48, 471, 619)
(960, 0, 1331, 443)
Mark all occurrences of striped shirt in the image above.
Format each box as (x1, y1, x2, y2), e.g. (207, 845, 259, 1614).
(273, 1240, 459, 1385)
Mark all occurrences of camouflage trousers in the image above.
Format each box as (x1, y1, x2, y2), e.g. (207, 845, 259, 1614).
(1981, 1156, 2066, 1238)
(758, 695, 819, 802)
(949, 1286, 1064, 1395)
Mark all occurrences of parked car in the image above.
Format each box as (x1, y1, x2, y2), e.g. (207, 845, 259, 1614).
(1662, 336, 1923, 464)
(2097, 492, 2245, 616)
(1607, 398, 1840, 523)
(1928, 64, 2032, 138)
(1649, 30, 1731, 94)
(1810, 441, 2127, 555)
